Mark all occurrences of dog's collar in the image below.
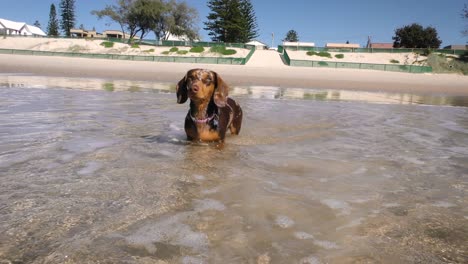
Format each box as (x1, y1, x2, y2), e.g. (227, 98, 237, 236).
(190, 113, 216, 124)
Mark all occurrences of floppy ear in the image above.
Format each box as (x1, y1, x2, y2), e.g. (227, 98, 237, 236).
(176, 74, 188, 104)
(213, 72, 229, 107)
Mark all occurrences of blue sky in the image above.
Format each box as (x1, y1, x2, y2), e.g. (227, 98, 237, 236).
(1, 0, 467, 47)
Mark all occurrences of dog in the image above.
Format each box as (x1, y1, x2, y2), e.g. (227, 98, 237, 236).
(176, 69, 243, 143)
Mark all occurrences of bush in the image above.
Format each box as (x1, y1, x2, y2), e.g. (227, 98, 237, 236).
(169, 47, 179, 52)
(335, 54, 344, 59)
(306, 51, 331, 58)
(190, 46, 205, 53)
(177, 50, 188, 55)
(318, 51, 332, 58)
(161, 51, 170, 55)
(390, 59, 400, 64)
(100, 41, 114, 48)
(222, 49, 236, 55)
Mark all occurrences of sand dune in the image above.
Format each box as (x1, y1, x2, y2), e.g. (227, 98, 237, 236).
(0, 37, 250, 57)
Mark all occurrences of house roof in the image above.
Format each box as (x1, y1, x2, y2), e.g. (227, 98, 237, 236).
(246, 40, 267, 46)
(23, 24, 46, 36)
(0, 18, 26, 31)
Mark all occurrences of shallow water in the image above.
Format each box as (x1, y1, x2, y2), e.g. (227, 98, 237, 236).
(0, 76, 467, 263)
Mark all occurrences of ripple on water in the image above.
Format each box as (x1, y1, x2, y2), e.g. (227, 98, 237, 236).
(124, 213, 209, 255)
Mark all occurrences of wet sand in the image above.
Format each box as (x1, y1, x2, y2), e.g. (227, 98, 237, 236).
(1, 54, 468, 96)
(0, 77, 467, 263)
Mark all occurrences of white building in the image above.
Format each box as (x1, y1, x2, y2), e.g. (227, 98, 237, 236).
(0, 18, 46, 36)
(282, 41, 315, 47)
(246, 40, 267, 50)
(20, 24, 46, 37)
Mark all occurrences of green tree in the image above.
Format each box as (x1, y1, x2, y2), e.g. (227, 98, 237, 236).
(92, 0, 134, 39)
(128, 0, 164, 40)
(92, 0, 198, 41)
(47, 4, 60, 36)
(283, 30, 299, 42)
(239, 0, 258, 42)
(60, 0, 76, 37)
(160, 0, 199, 41)
(204, 0, 258, 43)
(392, 23, 441, 49)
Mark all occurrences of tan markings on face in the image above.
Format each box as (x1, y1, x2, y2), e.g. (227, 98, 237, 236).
(187, 69, 215, 101)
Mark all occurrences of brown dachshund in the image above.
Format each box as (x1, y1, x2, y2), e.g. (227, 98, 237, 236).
(176, 69, 243, 143)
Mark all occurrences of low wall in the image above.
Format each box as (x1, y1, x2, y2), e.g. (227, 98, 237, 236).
(279, 47, 432, 73)
(0, 48, 256, 65)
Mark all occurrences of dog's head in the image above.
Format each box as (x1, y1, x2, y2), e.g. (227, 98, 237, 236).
(176, 69, 228, 107)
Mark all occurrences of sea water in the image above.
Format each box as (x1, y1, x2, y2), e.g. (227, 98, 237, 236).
(0, 76, 467, 263)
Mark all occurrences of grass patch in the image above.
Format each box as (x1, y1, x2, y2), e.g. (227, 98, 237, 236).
(390, 59, 400, 64)
(143, 49, 155, 53)
(161, 51, 170, 55)
(68, 45, 86, 53)
(169, 47, 179, 52)
(307, 51, 332, 58)
(335, 54, 344, 59)
(131, 43, 140, 48)
(427, 53, 468, 75)
(177, 50, 189, 55)
(210, 46, 237, 55)
(100, 41, 114, 48)
(210, 46, 225, 53)
(190, 46, 205, 53)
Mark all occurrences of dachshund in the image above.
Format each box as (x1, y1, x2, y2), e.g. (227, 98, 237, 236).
(176, 69, 243, 143)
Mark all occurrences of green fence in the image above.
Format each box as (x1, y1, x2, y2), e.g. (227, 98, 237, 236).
(280, 48, 432, 73)
(281, 45, 466, 55)
(0, 48, 255, 65)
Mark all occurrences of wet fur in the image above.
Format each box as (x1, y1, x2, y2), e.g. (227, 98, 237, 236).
(176, 69, 243, 143)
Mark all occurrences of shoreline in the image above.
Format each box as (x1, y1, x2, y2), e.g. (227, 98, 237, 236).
(1, 54, 468, 96)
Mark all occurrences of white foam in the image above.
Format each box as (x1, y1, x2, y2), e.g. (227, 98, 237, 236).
(294, 231, 315, 240)
(299, 256, 321, 264)
(321, 199, 351, 215)
(194, 199, 226, 212)
(125, 213, 209, 253)
(182, 256, 205, 264)
(313, 239, 339, 249)
(275, 215, 295, 228)
(77, 161, 102, 175)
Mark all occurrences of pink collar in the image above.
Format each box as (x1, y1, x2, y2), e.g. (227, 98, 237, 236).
(190, 113, 216, 124)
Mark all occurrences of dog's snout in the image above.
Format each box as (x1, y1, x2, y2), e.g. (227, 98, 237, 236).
(190, 84, 200, 93)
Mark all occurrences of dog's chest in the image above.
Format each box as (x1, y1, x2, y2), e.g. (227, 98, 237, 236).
(196, 123, 220, 141)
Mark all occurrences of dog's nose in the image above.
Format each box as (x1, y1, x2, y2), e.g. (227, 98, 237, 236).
(191, 84, 200, 93)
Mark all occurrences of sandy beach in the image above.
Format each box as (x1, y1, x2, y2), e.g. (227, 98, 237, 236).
(1, 37, 467, 95)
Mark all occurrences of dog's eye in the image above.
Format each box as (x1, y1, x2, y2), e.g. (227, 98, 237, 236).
(204, 78, 212, 84)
